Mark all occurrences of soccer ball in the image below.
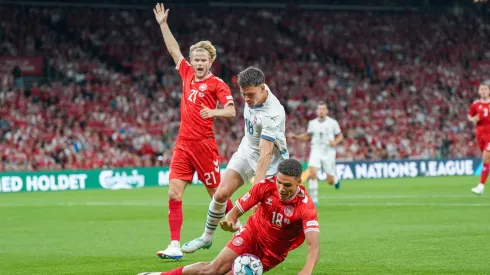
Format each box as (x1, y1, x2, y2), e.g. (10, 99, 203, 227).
(232, 253, 263, 275)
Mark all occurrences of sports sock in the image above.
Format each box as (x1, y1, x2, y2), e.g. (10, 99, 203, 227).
(309, 179, 319, 204)
(202, 197, 226, 241)
(168, 200, 183, 242)
(481, 163, 490, 185)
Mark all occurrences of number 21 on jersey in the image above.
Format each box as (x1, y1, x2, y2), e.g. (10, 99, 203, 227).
(188, 89, 198, 103)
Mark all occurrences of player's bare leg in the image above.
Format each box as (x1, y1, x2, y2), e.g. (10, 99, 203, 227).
(326, 173, 341, 190)
(472, 150, 490, 195)
(182, 169, 244, 253)
(308, 166, 319, 206)
(141, 247, 237, 275)
(157, 179, 188, 260)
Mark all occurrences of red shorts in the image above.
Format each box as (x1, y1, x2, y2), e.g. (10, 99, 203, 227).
(226, 226, 285, 272)
(477, 135, 490, 152)
(170, 138, 221, 188)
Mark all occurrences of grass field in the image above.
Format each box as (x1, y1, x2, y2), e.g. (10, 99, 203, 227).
(1, 176, 490, 275)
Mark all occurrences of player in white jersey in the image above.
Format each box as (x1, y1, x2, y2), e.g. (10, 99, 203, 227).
(181, 67, 289, 253)
(291, 102, 343, 205)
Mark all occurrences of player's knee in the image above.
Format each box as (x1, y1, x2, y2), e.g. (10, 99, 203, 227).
(168, 187, 183, 201)
(213, 188, 230, 204)
(327, 178, 335, 185)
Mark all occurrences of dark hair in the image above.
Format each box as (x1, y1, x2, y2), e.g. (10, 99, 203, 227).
(278, 159, 303, 178)
(481, 81, 490, 87)
(317, 101, 327, 107)
(237, 67, 265, 88)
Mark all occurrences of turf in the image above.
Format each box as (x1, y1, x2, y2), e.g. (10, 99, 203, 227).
(1, 176, 489, 275)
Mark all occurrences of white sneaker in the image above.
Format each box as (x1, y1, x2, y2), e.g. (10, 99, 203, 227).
(157, 241, 183, 260)
(181, 237, 212, 254)
(471, 184, 484, 195)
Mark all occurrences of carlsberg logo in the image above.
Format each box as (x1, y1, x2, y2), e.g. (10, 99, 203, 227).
(99, 170, 145, 190)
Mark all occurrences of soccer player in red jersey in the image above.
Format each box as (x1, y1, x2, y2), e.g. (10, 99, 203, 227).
(468, 82, 490, 195)
(138, 159, 321, 275)
(153, 3, 237, 259)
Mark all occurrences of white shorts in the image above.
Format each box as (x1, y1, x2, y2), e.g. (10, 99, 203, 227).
(308, 150, 336, 176)
(227, 149, 280, 184)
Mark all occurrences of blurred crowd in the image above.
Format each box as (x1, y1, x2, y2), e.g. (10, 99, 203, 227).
(0, 5, 488, 171)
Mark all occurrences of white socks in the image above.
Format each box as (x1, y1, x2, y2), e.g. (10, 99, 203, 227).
(309, 179, 319, 204)
(202, 198, 226, 241)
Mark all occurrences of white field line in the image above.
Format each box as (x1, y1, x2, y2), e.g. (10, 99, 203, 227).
(0, 199, 489, 207)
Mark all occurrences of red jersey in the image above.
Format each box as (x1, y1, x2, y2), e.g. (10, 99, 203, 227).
(469, 99, 490, 137)
(235, 177, 320, 257)
(176, 57, 234, 140)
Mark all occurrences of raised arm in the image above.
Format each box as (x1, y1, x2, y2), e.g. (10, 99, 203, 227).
(153, 3, 184, 65)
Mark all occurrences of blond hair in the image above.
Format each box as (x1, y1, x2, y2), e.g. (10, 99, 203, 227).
(189, 40, 217, 62)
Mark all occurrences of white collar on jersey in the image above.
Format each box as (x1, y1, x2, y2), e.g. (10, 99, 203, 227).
(480, 98, 490, 104)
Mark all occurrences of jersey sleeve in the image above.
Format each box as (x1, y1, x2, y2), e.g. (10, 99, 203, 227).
(261, 115, 282, 142)
(468, 103, 477, 116)
(235, 180, 270, 213)
(175, 57, 193, 80)
(306, 120, 314, 135)
(215, 78, 234, 108)
(301, 206, 320, 234)
(333, 120, 342, 135)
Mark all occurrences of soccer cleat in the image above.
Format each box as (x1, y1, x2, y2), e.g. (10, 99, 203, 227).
(471, 185, 484, 195)
(157, 243, 183, 260)
(314, 202, 319, 207)
(181, 238, 212, 254)
(334, 180, 341, 190)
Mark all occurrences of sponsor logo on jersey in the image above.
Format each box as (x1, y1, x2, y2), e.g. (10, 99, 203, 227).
(198, 92, 205, 97)
(284, 205, 295, 217)
(306, 220, 319, 227)
(284, 218, 291, 225)
(241, 192, 251, 201)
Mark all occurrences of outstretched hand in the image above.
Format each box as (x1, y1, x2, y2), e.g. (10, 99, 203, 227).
(220, 220, 240, 232)
(153, 3, 169, 25)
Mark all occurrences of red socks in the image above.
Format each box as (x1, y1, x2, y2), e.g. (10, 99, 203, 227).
(168, 200, 183, 242)
(161, 266, 184, 275)
(225, 199, 233, 213)
(481, 163, 490, 185)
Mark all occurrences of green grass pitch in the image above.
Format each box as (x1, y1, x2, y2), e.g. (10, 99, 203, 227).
(1, 176, 489, 275)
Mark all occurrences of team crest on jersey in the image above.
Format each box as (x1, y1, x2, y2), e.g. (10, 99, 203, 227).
(284, 205, 295, 217)
(265, 198, 273, 205)
(199, 83, 207, 91)
(479, 105, 483, 109)
(232, 237, 243, 246)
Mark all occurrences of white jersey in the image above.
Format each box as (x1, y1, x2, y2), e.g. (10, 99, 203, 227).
(307, 117, 341, 156)
(227, 85, 288, 183)
(239, 85, 289, 161)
